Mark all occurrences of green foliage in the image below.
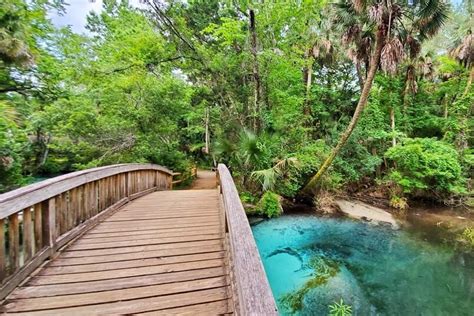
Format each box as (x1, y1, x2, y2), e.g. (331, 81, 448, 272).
(0, 0, 471, 210)
(385, 138, 467, 199)
(328, 299, 353, 316)
(255, 191, 283, 218)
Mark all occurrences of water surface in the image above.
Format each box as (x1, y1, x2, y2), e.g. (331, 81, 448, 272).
(252, 215, 473, 315)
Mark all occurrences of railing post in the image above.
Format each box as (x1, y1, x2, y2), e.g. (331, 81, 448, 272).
(42, 198, 56, 250)
(0, 219, 4, 280)
(126, 172, 131, 197)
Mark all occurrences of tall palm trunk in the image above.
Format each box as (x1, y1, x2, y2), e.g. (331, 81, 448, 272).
(303, 54, 313, 118)
(304, 29, 385, 191)
(462, 66, 473, 97)
(249, 9, 261, 132)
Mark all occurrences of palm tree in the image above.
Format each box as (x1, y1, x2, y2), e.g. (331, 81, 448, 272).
(305, 0, 448, 191)
(450, 30, 474, 97)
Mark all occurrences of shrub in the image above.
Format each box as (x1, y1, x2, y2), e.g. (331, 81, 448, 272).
(385, 138, 467, 200)
(256, 191, 283, 218)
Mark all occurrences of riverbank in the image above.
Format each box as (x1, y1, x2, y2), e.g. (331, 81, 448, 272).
(292, 195, 474, 251)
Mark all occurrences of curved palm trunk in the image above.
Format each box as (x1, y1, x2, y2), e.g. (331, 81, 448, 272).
(304, 30, 385, 192)
(462, 66, 473, 98)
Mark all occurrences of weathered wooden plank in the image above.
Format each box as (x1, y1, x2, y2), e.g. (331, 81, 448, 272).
(66, 234, 222, 251)
(81, 225, 221, 239)
(5, 277, 228, 312)
(11, 266, 226, 299)
(49, 243, 224, 266)
(4, 287, 229, 315)
(97, 216, 218, 228)
(217, 164, 277, 315)
(106, 213, 219, 221)
(138, 300, 231, 315)
(61, 239, 223, 258)
(87, 221, 221, 234)
(29, 259, 225, 285)
(74, 228, 221, 244)
(41, 252, 225, 275)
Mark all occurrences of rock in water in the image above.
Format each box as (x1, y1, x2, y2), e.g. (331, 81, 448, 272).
(336, 199, 399, 229)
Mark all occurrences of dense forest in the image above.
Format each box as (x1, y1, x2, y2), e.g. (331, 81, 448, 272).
(0, 0, 472, 215)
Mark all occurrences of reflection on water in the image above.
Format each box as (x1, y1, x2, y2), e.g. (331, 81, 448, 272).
(252, 215, 474, 316)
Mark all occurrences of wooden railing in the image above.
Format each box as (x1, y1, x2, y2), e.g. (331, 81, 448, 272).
(0, 163, 173, 300)
(217, 164, 278, 315)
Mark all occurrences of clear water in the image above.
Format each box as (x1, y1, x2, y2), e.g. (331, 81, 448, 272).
(252, 215, 474, 316)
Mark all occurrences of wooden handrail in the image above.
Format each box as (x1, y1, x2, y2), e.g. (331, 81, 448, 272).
(0, 163, 173, 300)
(217, 164, 278, 315)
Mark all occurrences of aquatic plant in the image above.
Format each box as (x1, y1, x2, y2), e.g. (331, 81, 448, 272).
(280, 256, 340, 313)
(329, 299, 352, 316)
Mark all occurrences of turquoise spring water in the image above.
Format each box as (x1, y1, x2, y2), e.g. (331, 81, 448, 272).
(251, 215, 474, 315)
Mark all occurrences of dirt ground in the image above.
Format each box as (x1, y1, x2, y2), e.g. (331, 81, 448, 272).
(190, 169, 217, 190)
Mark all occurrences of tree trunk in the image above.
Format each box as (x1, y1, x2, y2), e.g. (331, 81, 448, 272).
(204, 106, 210, 154)
(443, 94, 448, 119)
(304, 29, 385, 192)
(390, 106, 396, 147)
(303, 56, 313, 118)
(249, 9, 261, 132)
(356, 63, 364, 90)
(462, 66, 473, 98)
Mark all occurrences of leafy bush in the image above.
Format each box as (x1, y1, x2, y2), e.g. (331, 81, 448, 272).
(256, 191, 283, 218)
(385, 138, 467, 200)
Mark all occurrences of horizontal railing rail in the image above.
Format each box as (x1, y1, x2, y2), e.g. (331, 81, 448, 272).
(0, 163, 173, 300)
(217, 164, 278, 315)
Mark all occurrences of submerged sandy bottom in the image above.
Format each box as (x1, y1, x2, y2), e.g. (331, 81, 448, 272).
(252, 215, 474, 316)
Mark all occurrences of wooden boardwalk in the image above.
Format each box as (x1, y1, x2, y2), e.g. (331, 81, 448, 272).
(1, 189, 233, 315)
(0, 164, 277, 315)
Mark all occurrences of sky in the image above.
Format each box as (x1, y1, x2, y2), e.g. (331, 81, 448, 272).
(49, 0, 146, 34)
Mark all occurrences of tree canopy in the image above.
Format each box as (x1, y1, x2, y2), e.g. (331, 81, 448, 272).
(0, 0, 472, 211)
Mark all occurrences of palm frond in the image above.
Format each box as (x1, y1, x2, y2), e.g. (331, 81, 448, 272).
(251, 157, 300, 192)
(381, 38, 405, 74)
(251, 168, 278, 191)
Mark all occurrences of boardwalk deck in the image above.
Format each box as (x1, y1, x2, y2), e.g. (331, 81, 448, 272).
(1, 189, 233, 315)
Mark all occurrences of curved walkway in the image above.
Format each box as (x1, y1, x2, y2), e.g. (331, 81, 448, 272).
(1, 189, 233, 315)
(190, 170, 217, 190)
